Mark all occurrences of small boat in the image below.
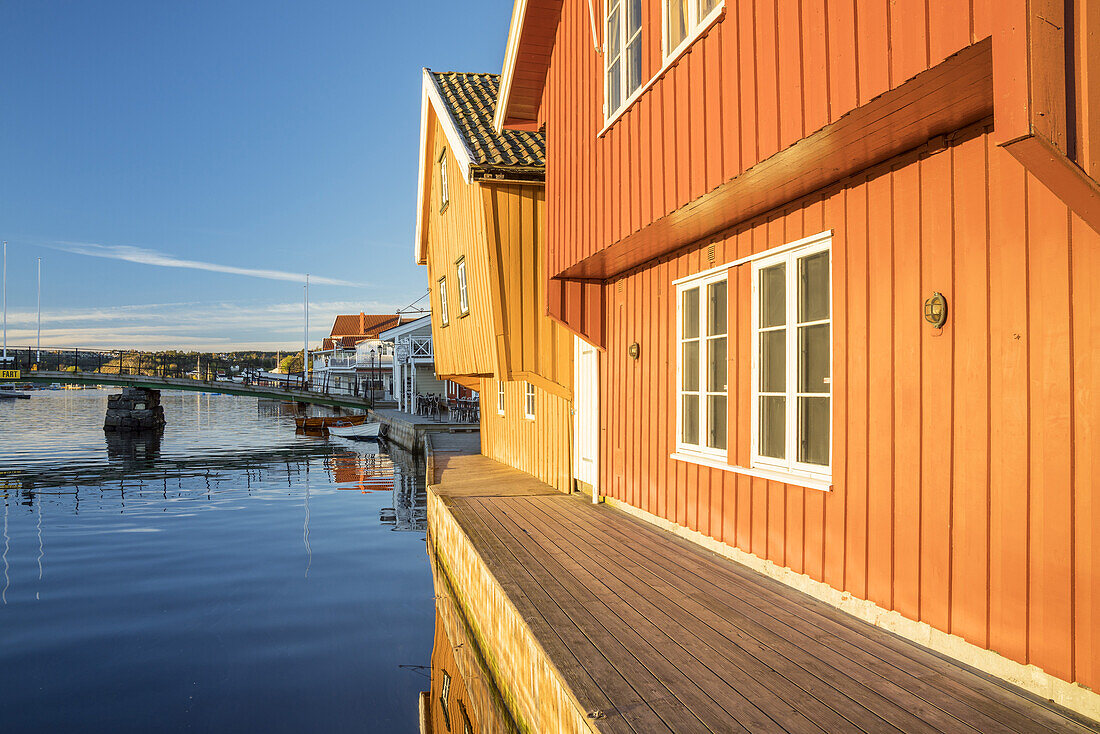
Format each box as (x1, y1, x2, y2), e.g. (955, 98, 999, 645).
(327, 421, 381, 439)
(295, 414, 370, 432)
(0, 385, 30, 400)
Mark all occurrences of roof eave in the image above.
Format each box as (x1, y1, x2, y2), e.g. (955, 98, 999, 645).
(493, 0, 563, 133)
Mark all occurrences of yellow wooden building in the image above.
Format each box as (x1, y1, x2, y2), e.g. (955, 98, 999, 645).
(414, 69, 574, 493)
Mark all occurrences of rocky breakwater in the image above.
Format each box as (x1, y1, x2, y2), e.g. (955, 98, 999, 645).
(104, 387, 166, 431)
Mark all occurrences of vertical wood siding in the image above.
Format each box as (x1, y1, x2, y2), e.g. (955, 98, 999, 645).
(598, 126, 1100, 690)
(541, 0, 992, 280)
(482, 184, 574, 393)
(425, 114, 497, 378)
(480, 378, 573, 494)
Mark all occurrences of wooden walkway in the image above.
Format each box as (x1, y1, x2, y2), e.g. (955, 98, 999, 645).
(429, 449, 1099, 734)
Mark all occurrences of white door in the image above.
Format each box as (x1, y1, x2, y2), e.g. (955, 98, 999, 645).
(573, 335, 600, 500)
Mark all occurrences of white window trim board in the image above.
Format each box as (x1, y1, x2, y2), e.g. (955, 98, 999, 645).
(675, 268, 729, 461)
(524, 382, 536, 420)
(438, 276, 449, 326)
(457, 258, 469, 314)
(662, 0, 724, 62)
(749, 237, 832, 480)
(670, 452, 832, 492)
(671, 230, 834, 286)
(599, 2, 726, 135)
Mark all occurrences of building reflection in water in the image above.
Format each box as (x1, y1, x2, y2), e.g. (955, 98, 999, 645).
(422, 543, 519, 734)
(323, 437, 427, 532)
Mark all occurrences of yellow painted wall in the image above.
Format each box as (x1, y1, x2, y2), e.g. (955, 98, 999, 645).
(424, 113, 497, 378)
(480, 377, 572, 494)
(482, 184, 573, 396)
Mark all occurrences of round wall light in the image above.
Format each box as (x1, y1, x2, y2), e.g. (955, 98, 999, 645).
(923, 292, 948, 328)
(628, 342, 640, 360)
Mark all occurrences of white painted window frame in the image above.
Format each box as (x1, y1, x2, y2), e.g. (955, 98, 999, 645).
(603, 0, 643, 121)
(662, 0, 725, 62)
(438, 276, 449, 326)
(439, 148, 448, 210)
(750, 237, 832, 482)
(524, 381, 536, 420)
(675, 269, 728, 462)
(456, 257, 469, 315)
(497, 380, 505, 416)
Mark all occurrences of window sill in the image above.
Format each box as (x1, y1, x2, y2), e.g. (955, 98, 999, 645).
(458, 310, 470, 319)
(439, 201, 450, 215)
(670, 452, 832, 492)
(599, 4, 726, 138)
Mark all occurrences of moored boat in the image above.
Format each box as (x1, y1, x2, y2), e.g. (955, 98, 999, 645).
(0, 385, 30, 399)
(327, 421, 381, 439)
(294, 414, 369, 432)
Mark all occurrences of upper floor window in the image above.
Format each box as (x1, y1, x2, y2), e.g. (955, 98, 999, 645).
(438, 276, 449, 326)
(751, 239, 831, 478)
(524, 382, 536, 419)
(497, 380, 505, 415)
(456, 257, 469, 315)
(677, 271, 728, 457)
(605, 0, 643, 118)
(665, 0, 722, 59)
(439, 149, 449, 210)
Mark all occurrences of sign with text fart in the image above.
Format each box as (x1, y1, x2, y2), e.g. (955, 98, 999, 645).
(0, 370, 21, 380)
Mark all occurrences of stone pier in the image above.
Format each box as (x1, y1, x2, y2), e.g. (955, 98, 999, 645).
(104, 387, 166, 431)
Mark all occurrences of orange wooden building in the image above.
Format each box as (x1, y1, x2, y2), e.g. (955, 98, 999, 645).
(491, 0, 1100, 714)
(415, 70, 576, 492)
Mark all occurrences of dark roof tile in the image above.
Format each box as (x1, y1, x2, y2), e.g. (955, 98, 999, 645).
(431, 71, 544, 172)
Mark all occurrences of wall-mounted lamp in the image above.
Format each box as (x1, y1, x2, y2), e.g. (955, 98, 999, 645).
(923, 292, 948, 328)
(627, 342, 640, 360)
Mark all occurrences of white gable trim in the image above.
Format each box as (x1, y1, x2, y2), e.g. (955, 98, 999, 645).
(424, 71, 476, 182)
(493, 0, 527, 133)
(378, 315, 431, 341)
(414, 68, 479, 265)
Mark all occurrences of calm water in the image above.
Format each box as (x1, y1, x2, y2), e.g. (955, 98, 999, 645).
(0, 389, 433, 733)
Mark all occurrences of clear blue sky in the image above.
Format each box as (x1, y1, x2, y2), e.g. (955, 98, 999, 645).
(0, 1, 511, 351)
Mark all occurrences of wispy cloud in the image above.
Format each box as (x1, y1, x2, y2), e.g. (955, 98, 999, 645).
(2, 298, 427, 351)
(46, 241, 364, 287)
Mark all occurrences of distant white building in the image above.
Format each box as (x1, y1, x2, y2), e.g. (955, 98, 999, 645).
(309, 313, 410, 401)
(379, 315, 475, 413)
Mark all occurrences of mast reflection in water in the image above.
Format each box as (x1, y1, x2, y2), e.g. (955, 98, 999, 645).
(0, 390, 433, 733)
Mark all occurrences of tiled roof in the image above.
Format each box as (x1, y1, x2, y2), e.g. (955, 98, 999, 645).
(430, 71, 545, 173)
(328, 313, 410, 341)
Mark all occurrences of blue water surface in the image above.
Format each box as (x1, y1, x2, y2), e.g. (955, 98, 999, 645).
(0, 389, 432, 733)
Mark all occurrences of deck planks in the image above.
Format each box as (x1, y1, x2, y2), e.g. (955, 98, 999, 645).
(429, 450, 1100, 734)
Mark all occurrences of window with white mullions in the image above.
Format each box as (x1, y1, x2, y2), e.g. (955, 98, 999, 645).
(524, 381, 536, 419)
(605, 0, 642, 118)
(677, 272, 728, 457)
(497, 380, 505, 415)
(752, 241, 831, 477)
(665, 0, 723, 59)
(456, 257, 469, 315)
(438, 276, 449, 326)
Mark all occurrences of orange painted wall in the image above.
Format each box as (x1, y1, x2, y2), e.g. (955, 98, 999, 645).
(598, 124, 1099, 690)
(540, 0, 993, 280)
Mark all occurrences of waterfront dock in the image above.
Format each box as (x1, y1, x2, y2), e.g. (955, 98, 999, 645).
(426, 439, 1097, 733)
(368, 407, 477, 454)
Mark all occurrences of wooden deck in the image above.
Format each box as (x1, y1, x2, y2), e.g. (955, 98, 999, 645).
(429, 448, 1099, 734)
